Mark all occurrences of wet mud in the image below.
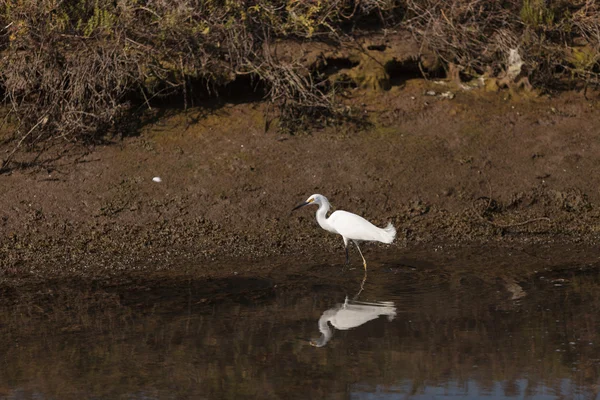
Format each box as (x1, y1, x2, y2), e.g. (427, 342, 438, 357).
(2, 248, 600, 399)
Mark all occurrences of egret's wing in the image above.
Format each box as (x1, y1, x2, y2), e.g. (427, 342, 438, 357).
(331, 309, 380, 330)
(331, 303, 396, 330)
(328, 210, 386, 242)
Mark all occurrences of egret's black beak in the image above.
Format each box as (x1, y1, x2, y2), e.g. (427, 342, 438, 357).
(292, 201, 309, 211)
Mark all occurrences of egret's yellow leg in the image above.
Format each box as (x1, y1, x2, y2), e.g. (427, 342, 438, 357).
(354, 270, 367, 300)
(353, 241, 367, 273)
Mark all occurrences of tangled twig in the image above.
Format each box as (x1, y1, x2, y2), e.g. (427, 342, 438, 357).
(472, 182, 551, 229)
(0, 116, 48, 172)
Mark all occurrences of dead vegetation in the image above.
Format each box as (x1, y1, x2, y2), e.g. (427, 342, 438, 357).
(404, 0, 600, 90)
(0, 1, 598, 171)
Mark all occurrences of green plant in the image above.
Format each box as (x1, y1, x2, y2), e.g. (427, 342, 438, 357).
(520, 0, 555, 29)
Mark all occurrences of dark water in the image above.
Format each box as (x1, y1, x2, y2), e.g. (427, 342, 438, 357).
(2, 259, 600, 400)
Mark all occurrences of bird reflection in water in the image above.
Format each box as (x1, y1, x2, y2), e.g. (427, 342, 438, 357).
(310, 296, 396, 347)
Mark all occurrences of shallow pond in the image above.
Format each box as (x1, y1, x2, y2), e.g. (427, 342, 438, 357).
(2, 252, 600, 399)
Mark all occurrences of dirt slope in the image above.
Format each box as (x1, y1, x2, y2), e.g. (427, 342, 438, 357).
(1, 79, 600, 283)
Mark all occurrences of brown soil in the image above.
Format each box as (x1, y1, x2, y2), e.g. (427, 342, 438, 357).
(2, 75, 600, 288)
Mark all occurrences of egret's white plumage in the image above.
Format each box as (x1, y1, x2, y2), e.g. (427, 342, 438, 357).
(328, 211, 396, 244)
(311, 298, 397, 347)
(293, 194, 396, 270)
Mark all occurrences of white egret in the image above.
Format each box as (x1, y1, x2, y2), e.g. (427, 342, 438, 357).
(310, 298, 397, 347)
(292, 194, 396, 271)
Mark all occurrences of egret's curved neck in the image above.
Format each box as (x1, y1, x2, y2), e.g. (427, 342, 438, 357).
(315, 314, 333, 347)
(315, 200, 335, 233)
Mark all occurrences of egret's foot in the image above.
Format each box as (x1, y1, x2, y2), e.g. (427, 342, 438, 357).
(339, 265, 356, 275)
(342, 262, 355, 270)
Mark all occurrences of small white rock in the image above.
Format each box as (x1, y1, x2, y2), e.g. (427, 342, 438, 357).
(152, 176, 162, 183)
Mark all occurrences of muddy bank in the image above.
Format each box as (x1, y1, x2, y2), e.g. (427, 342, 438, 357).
(1, 79, 600, 285)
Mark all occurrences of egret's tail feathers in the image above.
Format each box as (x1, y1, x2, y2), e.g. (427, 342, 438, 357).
(380, 222, 396, 244)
